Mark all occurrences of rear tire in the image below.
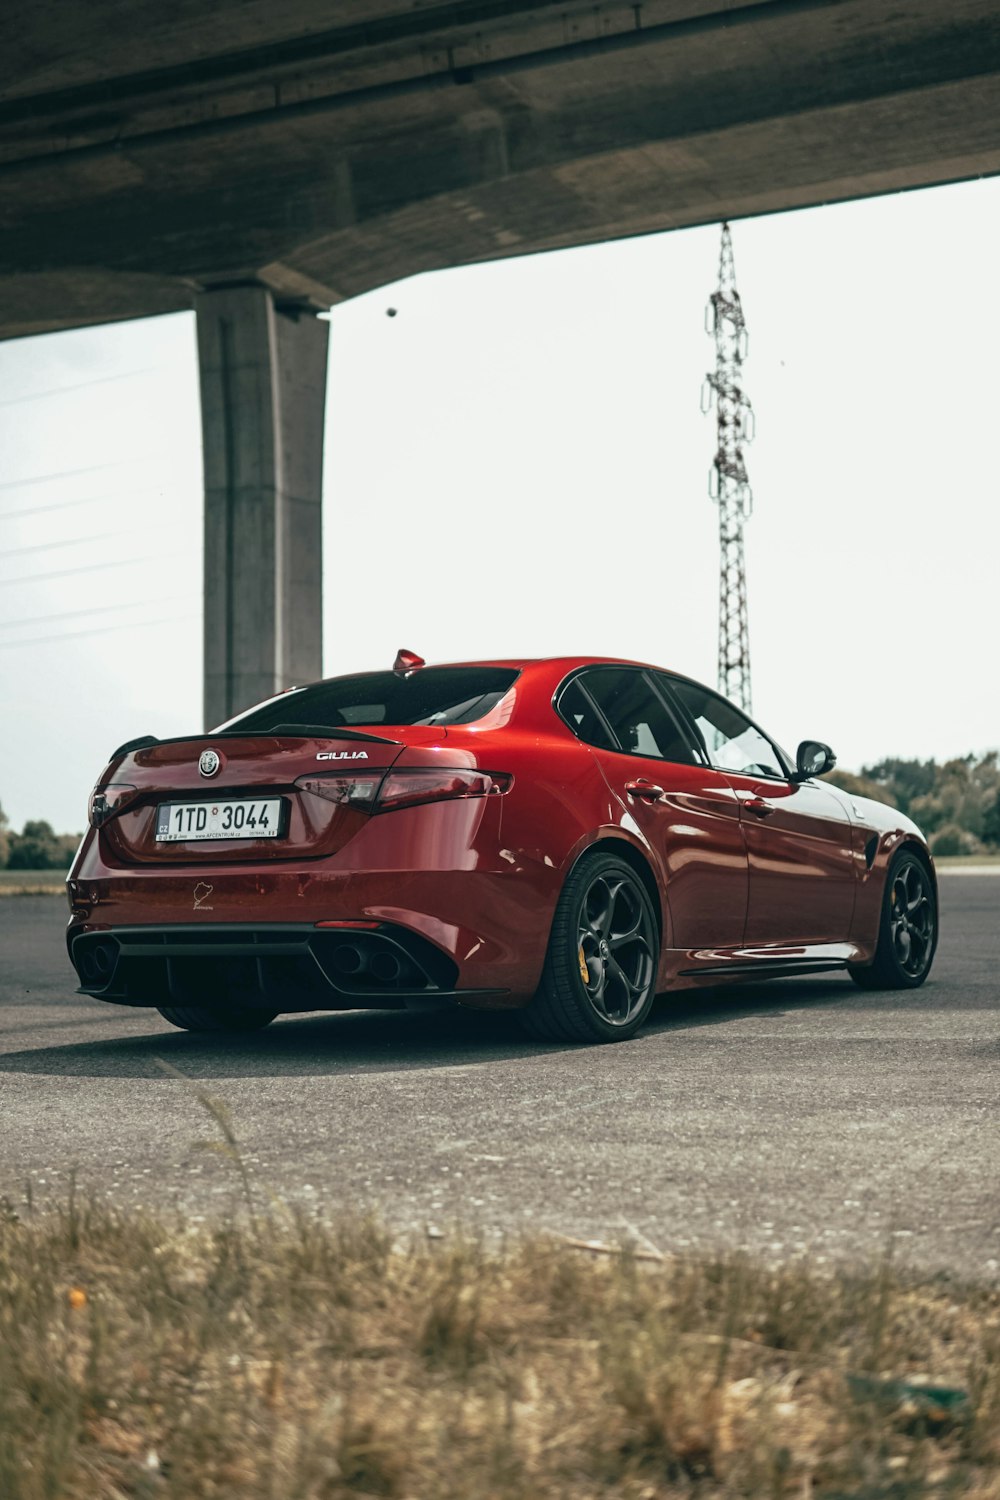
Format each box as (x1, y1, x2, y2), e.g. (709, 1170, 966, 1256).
(848, 849, 937, 991)
(520, 851, 659, 1044)
(156, 1006, 278, 1033)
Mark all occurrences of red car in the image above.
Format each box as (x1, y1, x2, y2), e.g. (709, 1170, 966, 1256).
(67, 652, 937, 1043)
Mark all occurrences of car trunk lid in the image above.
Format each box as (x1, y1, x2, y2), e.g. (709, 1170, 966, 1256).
(99, 729, 430, 864)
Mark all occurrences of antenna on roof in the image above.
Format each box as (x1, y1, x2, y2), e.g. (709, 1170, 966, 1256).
(393, 648, 425, 675)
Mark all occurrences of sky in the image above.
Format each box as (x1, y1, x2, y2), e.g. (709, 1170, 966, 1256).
(1, 177, 997, 833)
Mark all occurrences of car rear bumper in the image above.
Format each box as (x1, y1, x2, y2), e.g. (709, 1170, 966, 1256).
(66, 798, 565, 1007)
(68, 922, 510, 1011)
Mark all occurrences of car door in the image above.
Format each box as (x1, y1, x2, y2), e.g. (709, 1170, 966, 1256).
(661, 675, 857, 945)
(559, 668, 749, 950)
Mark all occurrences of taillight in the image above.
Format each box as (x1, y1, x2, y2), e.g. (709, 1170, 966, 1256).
(295, 773, 384, 809)
(295, 768, 511, 814)
(375, 769, 511, 813)
(89, 783, 138, 828)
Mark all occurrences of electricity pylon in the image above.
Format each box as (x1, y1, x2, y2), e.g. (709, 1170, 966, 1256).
(702, 222, 755, 714)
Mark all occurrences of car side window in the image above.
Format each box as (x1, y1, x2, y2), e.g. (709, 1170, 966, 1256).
(664, 677, 787, 779)
(579, 668, 697, 764)
(556, 678, 616, 750)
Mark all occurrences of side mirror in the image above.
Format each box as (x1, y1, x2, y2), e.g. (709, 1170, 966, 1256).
(792, 740, 836, 782)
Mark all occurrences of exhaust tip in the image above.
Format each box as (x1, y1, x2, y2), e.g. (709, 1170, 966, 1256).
(92, 943, 115, 978)
(332, 944, 363, 975)
(369, 950, 401, 983)
(78, 938, 117, 984)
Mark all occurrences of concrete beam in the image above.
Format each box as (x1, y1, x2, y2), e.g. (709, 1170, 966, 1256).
(197, 286, 328, 729)
(6, 0, 1000, 341)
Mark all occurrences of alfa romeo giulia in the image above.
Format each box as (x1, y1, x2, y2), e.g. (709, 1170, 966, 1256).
(67, 652, 937, 1042)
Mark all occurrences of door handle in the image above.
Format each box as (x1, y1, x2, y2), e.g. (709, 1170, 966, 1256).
(626, 780, 664, 801)
(745, 796, 775, 817)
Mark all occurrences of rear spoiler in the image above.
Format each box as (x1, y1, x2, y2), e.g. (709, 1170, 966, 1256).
(108, 726, 400, 760)
(109, 734, 160, 760)
(227, 724, 400, 745)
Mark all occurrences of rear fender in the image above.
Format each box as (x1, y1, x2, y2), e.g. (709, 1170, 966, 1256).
(548, 829, 668, 987)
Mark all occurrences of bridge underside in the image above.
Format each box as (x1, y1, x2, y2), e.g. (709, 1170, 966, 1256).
(3, 0, 1000, 339)
(5, 0, 1000, 725)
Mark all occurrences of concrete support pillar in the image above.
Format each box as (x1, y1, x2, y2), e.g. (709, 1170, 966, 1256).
(196, 285, 329, 729)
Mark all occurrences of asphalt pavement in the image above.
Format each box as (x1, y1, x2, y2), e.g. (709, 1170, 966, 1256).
(1, 880, 997, 1278)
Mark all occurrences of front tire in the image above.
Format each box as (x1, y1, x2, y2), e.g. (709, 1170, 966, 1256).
(156, 1006, 278, 1033)
(848, 849, 937, 990)
(521, 851, 659, 1043)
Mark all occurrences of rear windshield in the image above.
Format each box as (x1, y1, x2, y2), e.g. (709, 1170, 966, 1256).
(218, 667, 520, 735)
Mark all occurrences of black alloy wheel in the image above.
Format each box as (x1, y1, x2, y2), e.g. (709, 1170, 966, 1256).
(849, 849, 937, 990)
(521, 851, 659, 1043)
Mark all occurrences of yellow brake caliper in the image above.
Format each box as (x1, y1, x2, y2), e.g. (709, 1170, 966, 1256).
(578, 945, 589, 984)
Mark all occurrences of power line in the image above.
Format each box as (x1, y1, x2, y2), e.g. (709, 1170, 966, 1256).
(0, 592, 200, 632)
(1, 530, 119, 558)
(0, 483, 187, 523)
(2, 493, 123, 524)
(0, 451, 172, 493)
(0, 612, 199, 650)
(0, 367, 158, 410)
(0, 551, 187, 587)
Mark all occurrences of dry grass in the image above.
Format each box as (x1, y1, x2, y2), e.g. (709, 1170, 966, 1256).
(0, 878, 65, 896)
(1, 1187, 999, 1500)
(0, 869, 67, 896)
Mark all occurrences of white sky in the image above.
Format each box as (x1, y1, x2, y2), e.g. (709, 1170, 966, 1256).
(1, 177, 997, 833)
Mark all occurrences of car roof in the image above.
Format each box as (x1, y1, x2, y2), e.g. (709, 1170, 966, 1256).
(326, 655, 676, 676)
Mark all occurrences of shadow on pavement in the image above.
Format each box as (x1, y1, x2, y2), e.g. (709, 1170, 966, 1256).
(0, 975, 877, 1081)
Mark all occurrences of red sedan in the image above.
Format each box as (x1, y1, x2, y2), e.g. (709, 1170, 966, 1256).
(67, 652, 937, 1042)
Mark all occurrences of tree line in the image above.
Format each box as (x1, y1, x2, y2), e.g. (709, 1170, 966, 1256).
(825, 751, 1000, 856)
(0, 808, 80, 870)
(2, 752, 998, 868)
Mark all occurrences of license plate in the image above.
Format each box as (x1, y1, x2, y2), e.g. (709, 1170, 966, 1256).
(155, 798, 285, 842)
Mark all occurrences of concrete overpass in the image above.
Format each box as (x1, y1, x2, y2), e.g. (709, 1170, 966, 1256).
(4, 0, 1000, 723)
